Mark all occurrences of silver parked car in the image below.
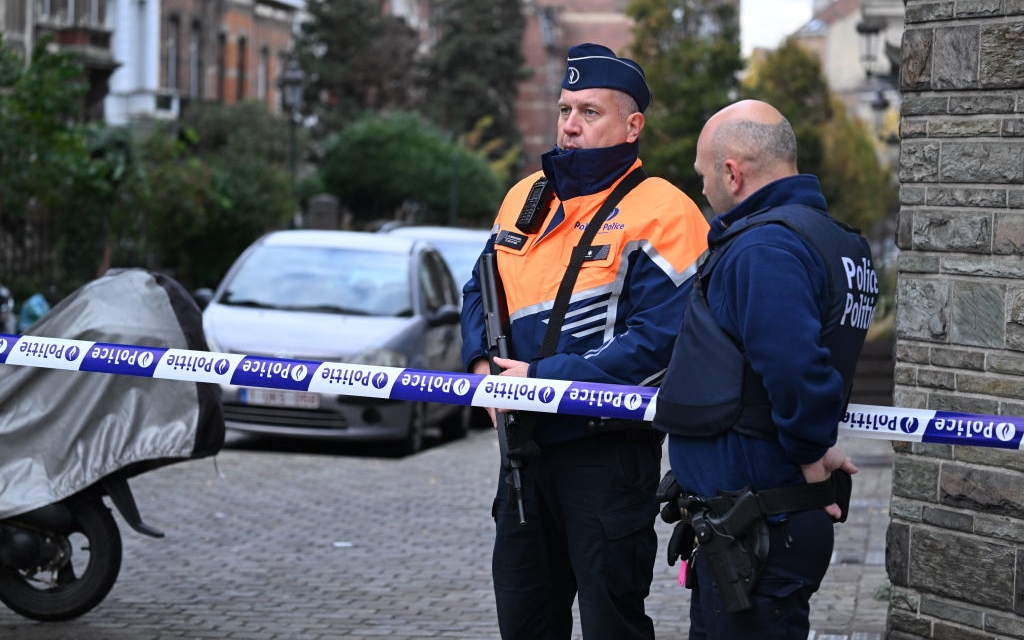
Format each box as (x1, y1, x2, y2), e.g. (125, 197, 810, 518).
(380, 225, 491, 295)
(201, 229, 469, 454)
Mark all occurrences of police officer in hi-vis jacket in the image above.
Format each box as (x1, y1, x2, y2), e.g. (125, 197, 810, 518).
(460, 43, 709, 639)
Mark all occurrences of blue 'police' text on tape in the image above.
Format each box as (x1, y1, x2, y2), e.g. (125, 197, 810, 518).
(0, 333, 1021, 450)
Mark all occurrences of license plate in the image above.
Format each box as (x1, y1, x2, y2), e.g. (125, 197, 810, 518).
(239, 388, 321, 410)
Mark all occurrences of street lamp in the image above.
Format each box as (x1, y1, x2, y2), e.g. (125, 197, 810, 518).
(856, 16, 896, 143)
(856, 16, 886, 79)
(279, 59, 305, 195)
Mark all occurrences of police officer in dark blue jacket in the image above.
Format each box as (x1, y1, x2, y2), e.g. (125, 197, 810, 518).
(654, 100, 877, 639)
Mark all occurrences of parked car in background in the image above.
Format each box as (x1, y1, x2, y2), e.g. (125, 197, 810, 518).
(380, 225, 491, 295)
(200, 229, 470, 454)
(380, 224, 495, 430)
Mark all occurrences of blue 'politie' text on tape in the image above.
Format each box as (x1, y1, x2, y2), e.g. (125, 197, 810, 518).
(1, 333, 1021, 451)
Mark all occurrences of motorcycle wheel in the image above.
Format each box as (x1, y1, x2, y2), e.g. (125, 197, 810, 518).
(0, 496, 122, 622)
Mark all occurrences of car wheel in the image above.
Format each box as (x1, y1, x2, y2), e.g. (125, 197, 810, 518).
(440, 406, 471, 441)
(390, 401, 426, 456)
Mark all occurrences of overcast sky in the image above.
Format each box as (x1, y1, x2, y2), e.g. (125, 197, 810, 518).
(740, 0, 813, 56)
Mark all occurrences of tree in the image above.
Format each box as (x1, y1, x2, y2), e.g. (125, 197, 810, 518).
(627, 0, 744, 202)
(0, 36, 112, 295)
(742, 38, 832, 180)
(318, 112, 503, 227)
(820, 97, 896, 235)
(422, 0, 527, 168)
(56, 125, 134, 291)
(742, 40, 894, 235)
(0, 39, 297, 295)
(294, 0, 421, 135)
(109, 103, 296, 289)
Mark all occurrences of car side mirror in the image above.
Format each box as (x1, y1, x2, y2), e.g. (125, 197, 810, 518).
(427, 304, 460, 327)
(192, 288, 214, 310)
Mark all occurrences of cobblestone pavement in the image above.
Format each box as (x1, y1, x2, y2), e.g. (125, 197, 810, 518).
(0, 429, 893, 639)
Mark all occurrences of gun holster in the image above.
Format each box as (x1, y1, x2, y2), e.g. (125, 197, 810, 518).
(656, 470, 849, 611)
(657, 472, 769, 611)
(689, 492, 770, 613)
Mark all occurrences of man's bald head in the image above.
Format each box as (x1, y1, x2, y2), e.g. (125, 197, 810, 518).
(694, 100, 800, 214)
(706, 100, 798, 179)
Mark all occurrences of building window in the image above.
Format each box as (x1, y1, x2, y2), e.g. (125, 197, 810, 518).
(165, 16, 180, 90)
(188, 21, 201, 98)
(46, 0, 63, 22)
(257, 46, 269, 100)
(86, 0, 104, 26)
(236, 36, 247, 101)
(217, 32, 226, 102)
(8, 0, 26, 35)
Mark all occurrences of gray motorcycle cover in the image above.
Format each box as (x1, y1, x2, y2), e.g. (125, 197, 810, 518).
(0, 269, 225, 519)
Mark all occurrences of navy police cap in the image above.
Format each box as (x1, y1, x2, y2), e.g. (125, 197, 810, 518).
(561, 43, 651, 113)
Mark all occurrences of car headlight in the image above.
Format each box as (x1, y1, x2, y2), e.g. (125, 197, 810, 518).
(348, 348, 408, 368)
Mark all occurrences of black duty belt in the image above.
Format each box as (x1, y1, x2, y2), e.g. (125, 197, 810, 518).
(587, 419, 664, 443)
(705, 470, 851, 522)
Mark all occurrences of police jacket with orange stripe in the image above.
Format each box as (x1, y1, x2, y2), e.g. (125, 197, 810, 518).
(461, 141, 709, 445)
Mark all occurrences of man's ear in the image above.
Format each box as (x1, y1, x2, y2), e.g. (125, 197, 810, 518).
(626, 112, 645, 143)
(723, 158, 743, 195)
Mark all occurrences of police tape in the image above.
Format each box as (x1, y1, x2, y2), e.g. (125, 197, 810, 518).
(1, 333, 1022, 451)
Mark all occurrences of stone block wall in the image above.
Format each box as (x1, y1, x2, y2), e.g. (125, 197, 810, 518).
(889, 2, 1024, 638)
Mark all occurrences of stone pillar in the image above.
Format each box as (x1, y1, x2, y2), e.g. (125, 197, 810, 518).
(305, 193, 340, 230)
(889, 2, 1024, 638)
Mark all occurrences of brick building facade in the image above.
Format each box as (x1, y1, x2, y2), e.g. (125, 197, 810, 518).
(888, 2, 1024, 637)
(515, 0, 739, 174)
(516, 0, 634, 172)
(162, 0, 297, 116)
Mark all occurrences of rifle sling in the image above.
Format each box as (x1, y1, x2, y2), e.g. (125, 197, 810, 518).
(539, 167, 648, 357)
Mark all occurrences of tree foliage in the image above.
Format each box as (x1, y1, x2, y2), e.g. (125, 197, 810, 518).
(742, 39, 833, 180)
(820, 97, 896, 234)
(109, 129, 216, 287)
(318, 112, 503, 227)
(180, 100, 296, 167)
(110, 102, 296, 288)
(0, 40, 295, 296)
(626, 0, 744, 202)
(0, 37, 112, 294)
(422, 0, 527, 167)
(742, 40, 894, 234)
(294, 0, 420, 135)
(0, 38, 88, 227)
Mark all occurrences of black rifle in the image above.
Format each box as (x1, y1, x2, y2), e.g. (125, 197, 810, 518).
(478, 252, 536, 525)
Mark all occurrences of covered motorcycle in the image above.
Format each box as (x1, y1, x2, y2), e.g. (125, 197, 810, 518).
(0, 268, 224, 621)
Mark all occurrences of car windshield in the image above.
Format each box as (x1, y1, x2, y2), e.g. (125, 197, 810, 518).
(219, 245, 413, 317)
(427, 239, 484, 289)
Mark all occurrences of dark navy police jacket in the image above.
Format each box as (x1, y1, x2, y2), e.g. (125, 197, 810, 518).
(655, 174, 878, 497)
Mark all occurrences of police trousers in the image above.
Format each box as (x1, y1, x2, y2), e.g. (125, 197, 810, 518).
(491, 431, 662, 640)
(687, 508, 835, 640)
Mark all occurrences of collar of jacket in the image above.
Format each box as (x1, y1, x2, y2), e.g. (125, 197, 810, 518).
(540, 141, 639, 200)
(709, 174, 829, 246)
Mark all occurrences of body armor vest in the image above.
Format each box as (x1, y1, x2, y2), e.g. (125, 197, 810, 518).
(655, 206, 877, 439)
